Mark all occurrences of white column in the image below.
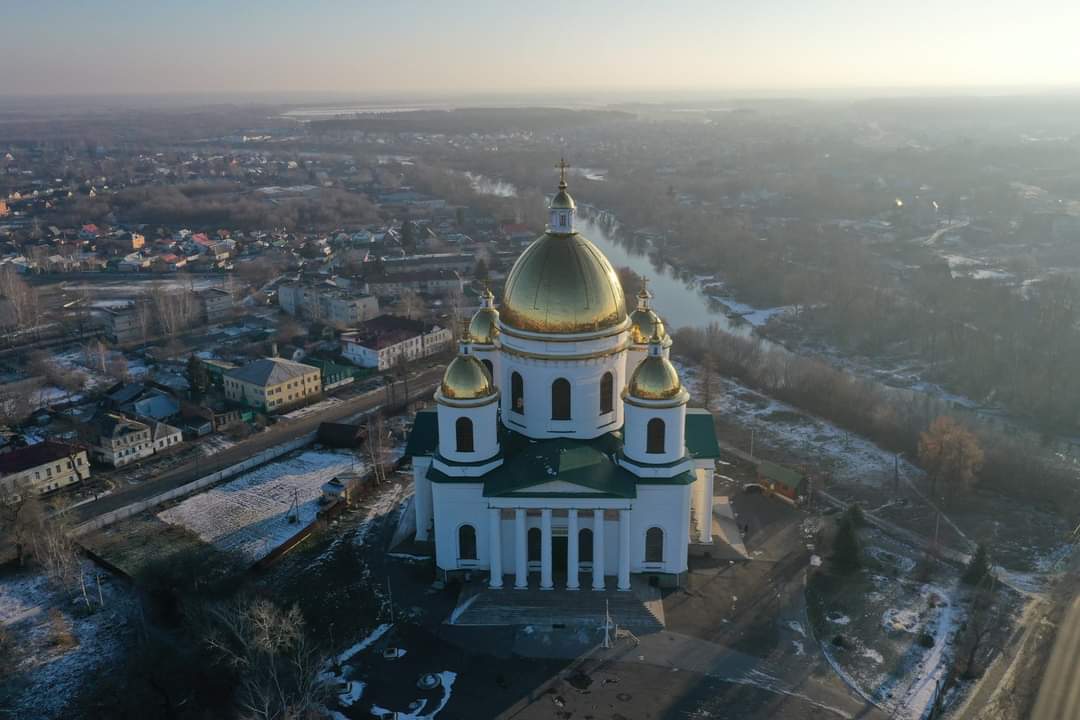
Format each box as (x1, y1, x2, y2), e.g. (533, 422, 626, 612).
(514, 508, 527, 589)
(566, 509, 580, 590)
(540, 508, 554, 590)
(699, 471, 714, 544)
(488, 507, 503, 589)
(592, 508, 605, 590)
(618, 508, 631, 591)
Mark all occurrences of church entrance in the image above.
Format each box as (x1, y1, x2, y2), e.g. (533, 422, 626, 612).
(552, 536, 568, 574)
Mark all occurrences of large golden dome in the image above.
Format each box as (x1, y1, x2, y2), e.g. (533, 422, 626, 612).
(500, 231, 628, 335)
(440, 353, 494, 400)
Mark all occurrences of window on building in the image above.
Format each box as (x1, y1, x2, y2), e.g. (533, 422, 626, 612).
(511, 372, 524, 414)
(600, 372, 614, 414)
(458, 524, 477, 561)
(481, 358, 493, 378)
(579, 528, 593, 562)
(455, 417, 474, 453)
(645, 527, 664, 563)
(646, 418, 666, 454)
(551, 378, 571, 420)
(527, 527, 542, 562)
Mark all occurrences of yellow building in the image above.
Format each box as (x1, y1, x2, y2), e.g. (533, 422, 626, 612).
(224, 357, 322, 412)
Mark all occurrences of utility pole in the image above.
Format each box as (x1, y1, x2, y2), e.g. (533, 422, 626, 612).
(386, 577, 395, 624)
(749, 429, 755, 459)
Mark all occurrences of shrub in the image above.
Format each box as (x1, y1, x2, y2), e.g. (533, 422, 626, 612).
(962, 544, 992, 586)
(832, 516, 862, 574)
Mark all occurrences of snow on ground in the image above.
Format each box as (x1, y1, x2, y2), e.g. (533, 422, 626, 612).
(157, 450, 360, 563)
(279, 396, 343, 420)
(0, 565, 132, 719)
(678, 362, 922, 487)
(867, 546, 917, 575)
(370, 671, 457, 720)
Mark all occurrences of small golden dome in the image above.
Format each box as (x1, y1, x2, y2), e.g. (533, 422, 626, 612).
(550, 184, 576, 210)
(629, 307, 665, 345)
(440, 354, 494, 400)
(501, 231, 627, 335)
(628, 353, 683, 401)
(468, 306, 499, 345)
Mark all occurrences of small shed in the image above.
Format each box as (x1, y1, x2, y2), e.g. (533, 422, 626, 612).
(754, 460, 806, 504)
(321, 470, 368, 505)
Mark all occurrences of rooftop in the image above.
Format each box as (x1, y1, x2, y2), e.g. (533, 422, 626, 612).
(0, 441, 83, 476)
(225, 357, 319, 387)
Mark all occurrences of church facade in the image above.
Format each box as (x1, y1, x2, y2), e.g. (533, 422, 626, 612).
(406, 166, 721, 590)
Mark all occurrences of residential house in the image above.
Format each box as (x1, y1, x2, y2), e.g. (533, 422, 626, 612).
(277, 280, 379, 327)
(196, 287, 234, 321)
(224, 357, 322, 412)
(0, 441, 90, 499)
(88, 413, 155, 467)
(102, 303, 143, 344)
(340, 315, 452, 370)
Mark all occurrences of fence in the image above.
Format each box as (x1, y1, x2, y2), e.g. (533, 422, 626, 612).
(70, 432, 316, 537)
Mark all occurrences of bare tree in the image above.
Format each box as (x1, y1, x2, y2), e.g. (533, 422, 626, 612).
(918, 416, 984, 503)
(0, 480, 43, 566)
(395, 289, 425, 321)
(0, 266, 39, 334)
(957, 575, 997, 679)
(203, 598, 327, 720)
(364, 413, 388, 485)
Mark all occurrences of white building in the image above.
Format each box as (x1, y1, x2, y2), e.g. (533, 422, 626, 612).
(406, 169, 721, 590)
(340, 315, 453, 370)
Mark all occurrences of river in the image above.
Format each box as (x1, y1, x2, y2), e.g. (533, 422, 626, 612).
(463, 170, 1080, 459)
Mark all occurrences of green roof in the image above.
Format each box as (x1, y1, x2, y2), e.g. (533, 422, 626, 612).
(685, 408, 722, 459)
(403, 409, 438, 458)
(757, 460, 805, 491)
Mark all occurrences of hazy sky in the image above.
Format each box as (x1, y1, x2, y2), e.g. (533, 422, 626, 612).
(2, 1, 1079, 97)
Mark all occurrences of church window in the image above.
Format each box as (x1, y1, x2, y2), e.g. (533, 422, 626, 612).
(458, 524, 477, 561)
(646, 418, 665, 454)
(551, 378, 571, 420)
(600, 372, 614, 414)
(579, 528, 593, 562)
(528, 527, 542, 562)
(645, 527, 664, 563)
(511, 372, 524, 414)
(455, 417, 474, 453)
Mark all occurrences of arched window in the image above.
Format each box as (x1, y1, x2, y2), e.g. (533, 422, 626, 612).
(481, 358, 493, 378)
(458, 524, 477, 561)
(551, 378, 571, 420)
(645, 527, 664, 563)
(600, 372, 614, 415)
(579, 528, 593, 562)
(528, 527, 542, 562)
(511, 372, 524, 414)
(455, 417, 474, 453)
(646, 418, 666, 454)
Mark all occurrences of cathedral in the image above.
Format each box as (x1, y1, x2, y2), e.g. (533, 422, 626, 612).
(406, 165, 721, 590)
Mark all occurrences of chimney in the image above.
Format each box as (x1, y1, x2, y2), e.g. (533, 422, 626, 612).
(271, 342, 279, 358)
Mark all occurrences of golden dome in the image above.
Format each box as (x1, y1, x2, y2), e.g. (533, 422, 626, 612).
(468, 307, 499, 345)
(550, 183, 576, 210)
(501, 231, 627, 335)
(628, 346, 685, 401)
(440, 353, 494, 400)
(629, 307, 665, 345)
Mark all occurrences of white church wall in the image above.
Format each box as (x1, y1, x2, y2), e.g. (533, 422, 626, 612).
(500, 351, 628, 439)
(437, 399, 499, 463)
(413, 457, 433, 541)
(631, 485, 691, 574)
(623, 402, 687, 466)
(431, 482, 487, 571)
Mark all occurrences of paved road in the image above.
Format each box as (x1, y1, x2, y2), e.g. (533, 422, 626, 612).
(70, 366, 444, 524)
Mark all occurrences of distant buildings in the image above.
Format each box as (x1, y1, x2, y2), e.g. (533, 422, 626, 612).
(0, 441, 90, 499)
(278, 280, 379, 327)
(340, 315, 452, 370)
(381, 252, 475, 275)
(365, 269, 461, 297)
(224, 357, 322, 412)
(195, 287, 234, 321)
(102, 304, 143, 344)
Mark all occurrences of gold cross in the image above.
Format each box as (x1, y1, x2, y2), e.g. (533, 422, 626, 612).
(556, 157, 570, 184)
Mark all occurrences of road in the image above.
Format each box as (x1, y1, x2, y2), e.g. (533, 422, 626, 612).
(70, 365, 444, 524)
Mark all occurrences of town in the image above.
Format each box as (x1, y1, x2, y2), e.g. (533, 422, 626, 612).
(0, 92, 1078, 720)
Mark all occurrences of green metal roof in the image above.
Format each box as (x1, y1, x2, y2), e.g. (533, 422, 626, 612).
(757, 459, 805, 491)
(685, 408, 722, 459)
(403, 409, 438, 458)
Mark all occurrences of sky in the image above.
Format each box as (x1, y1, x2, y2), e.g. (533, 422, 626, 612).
(2, 0, 1079, 98)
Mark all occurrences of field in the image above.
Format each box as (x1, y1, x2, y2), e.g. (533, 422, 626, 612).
(156, 449, 362, 564)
